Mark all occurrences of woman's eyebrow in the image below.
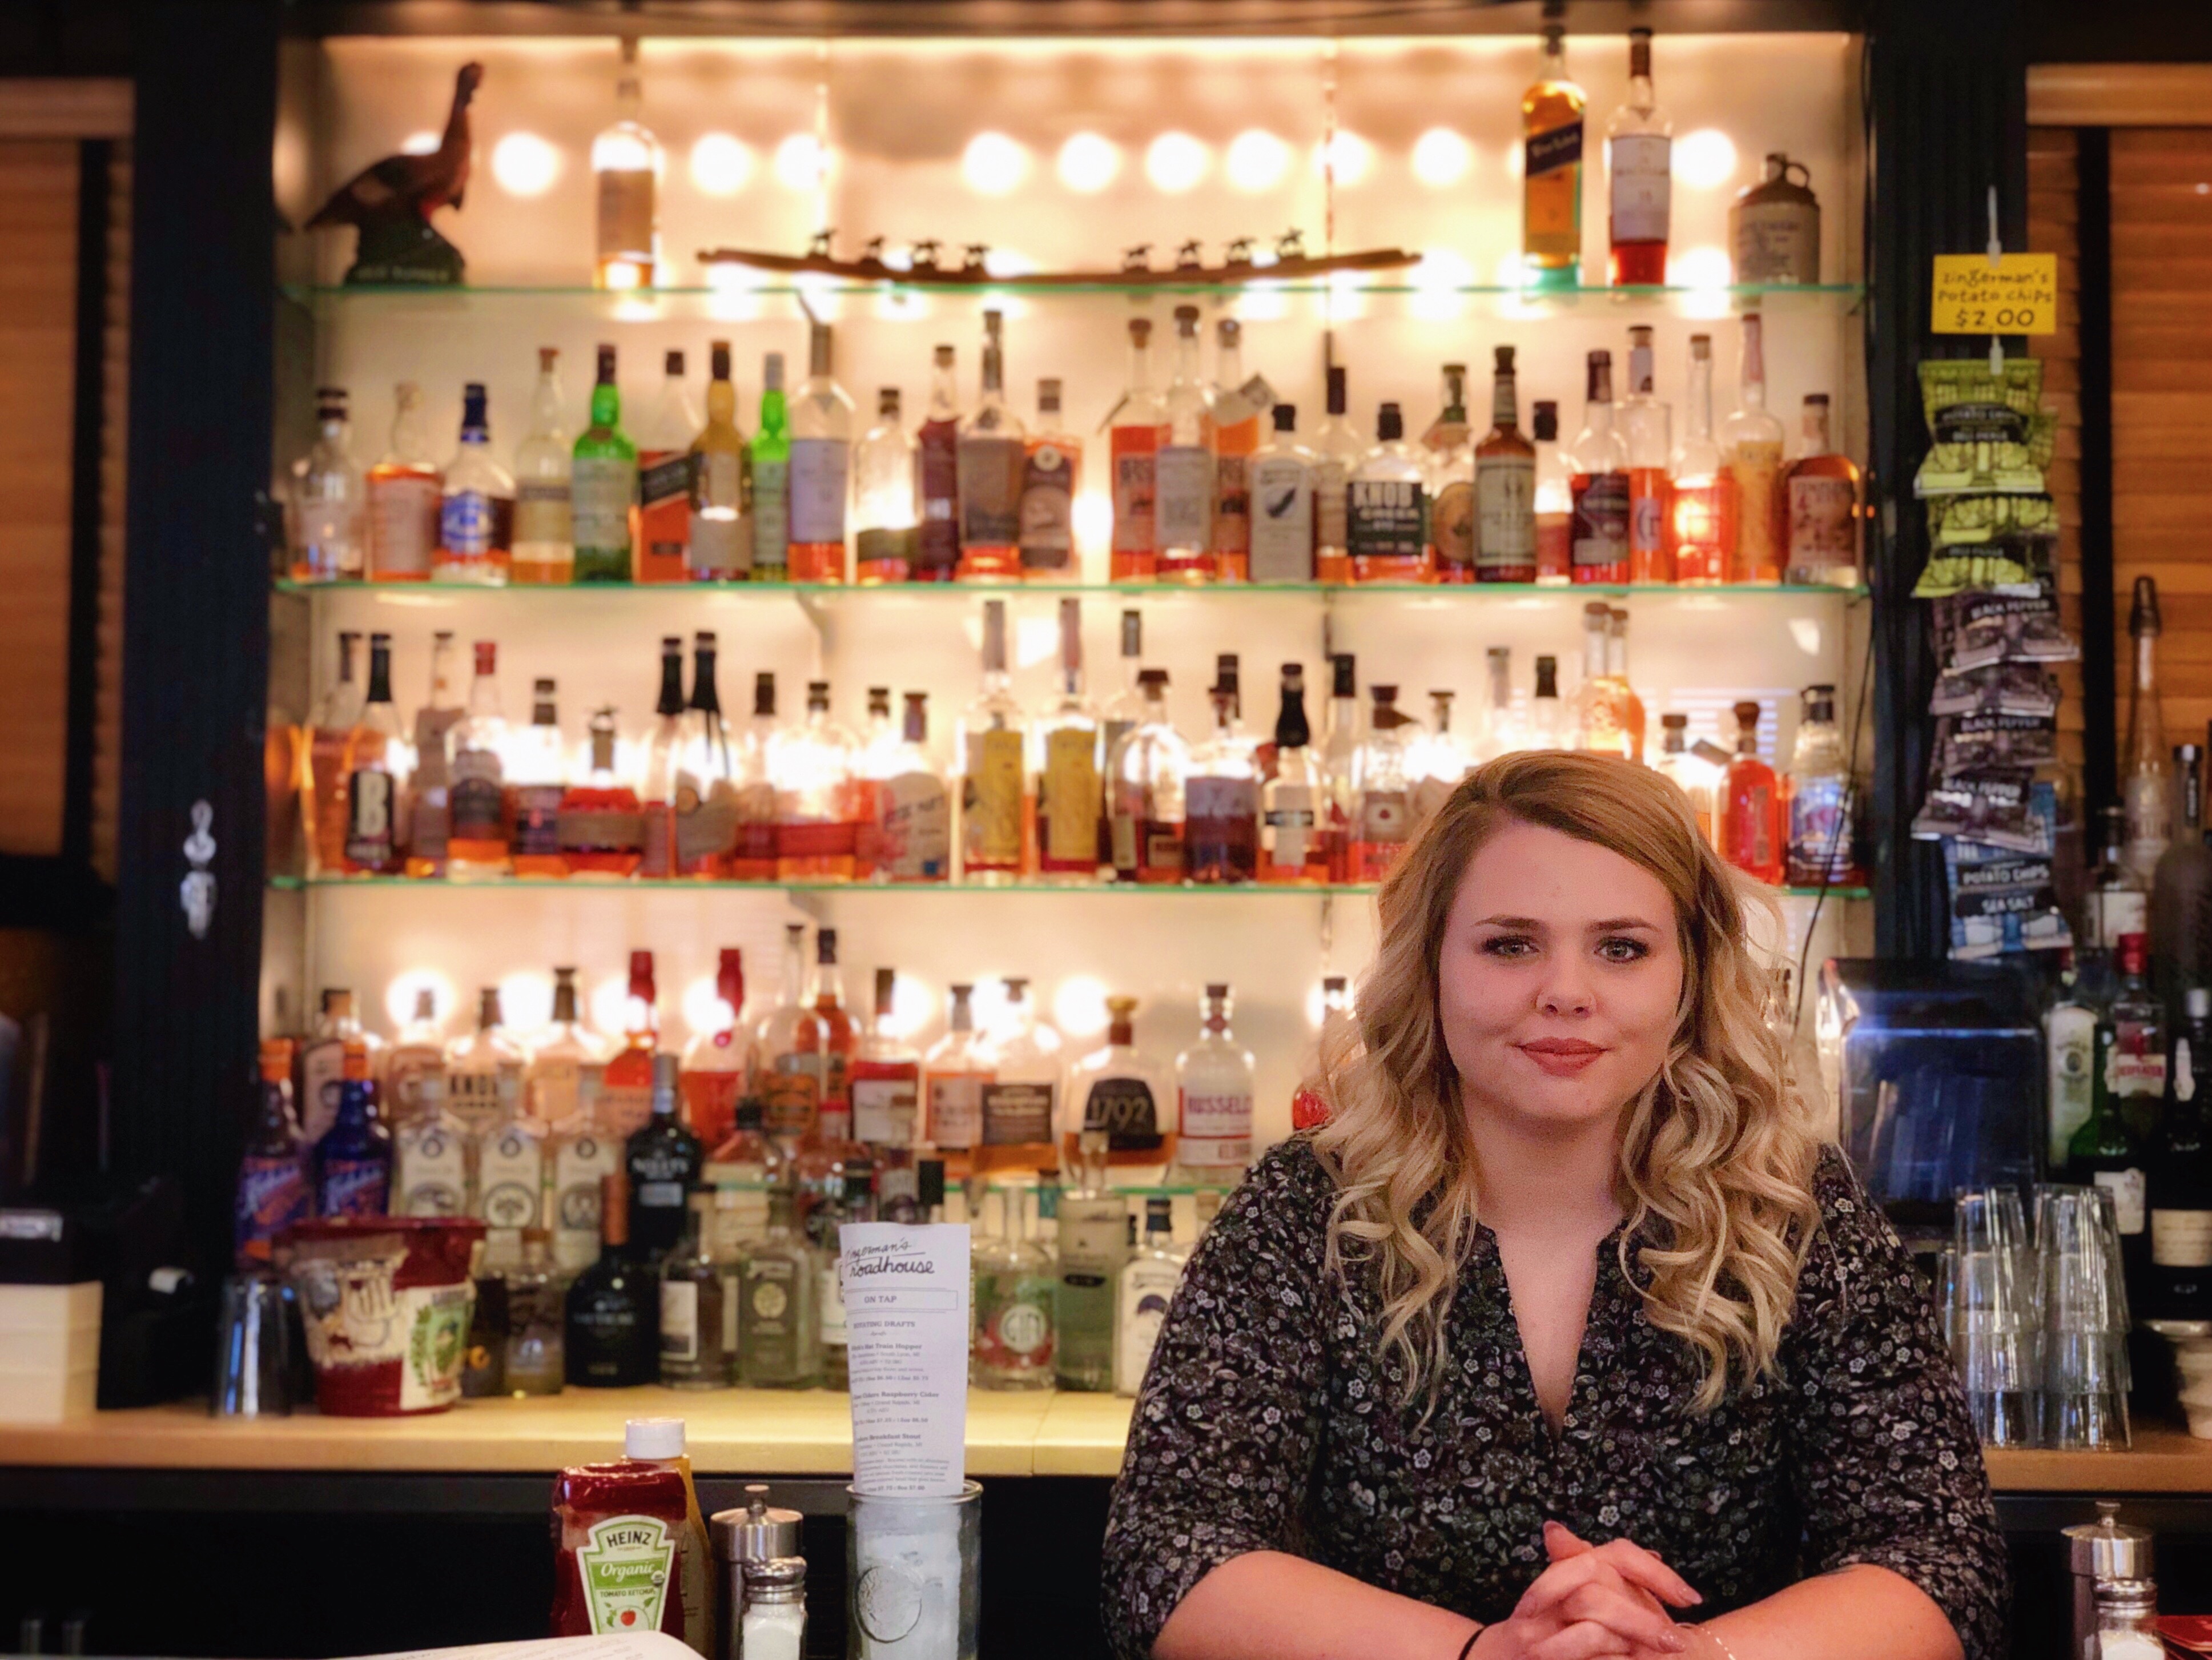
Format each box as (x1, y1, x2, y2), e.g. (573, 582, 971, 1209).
(1588, 917, 1662, 932)
(1473, 914, 1546, 929)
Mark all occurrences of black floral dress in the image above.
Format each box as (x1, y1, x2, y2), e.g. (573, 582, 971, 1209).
(1102, 1138, 2006, 1660)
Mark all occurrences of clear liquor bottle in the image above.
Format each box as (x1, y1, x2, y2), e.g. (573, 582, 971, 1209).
(1619, 327, 1672, 582)
(565, 1173, 657, 1386)
(1668, 333, 1736, 585)
(1521, 23, 1586, 289)
(1531, 401, 1574, 584)
(1184, 669, 1259, 885)
(476, 1062, 548, 1233)
(1107, 668, 1189, 885)
(1208, 319, 1261, 580)
(592, 42, 660, 290)
(956, 310, 1025, 580)
(688, 340, 751, 581)
(385, 987, 449, 1127)
(2090, 803, 2149, 951)
(2124, 576, 2171, 886)
(435, 382, 516, 585)
(1348, 404, 1429, 584)
(975, 977, 1063, 1179)
(1606, 608, 1646, 761)
(393, 1054, 472, 1219)
(851, 685, 899, 881)
(638, 634, 687, 879)
(572, 344, 638, 583)
(341, 630, 408, 875)
(774, 679, 860, 881)
(365, 381, 439, 581)
(598, 950, 662, 1140)
(1411, 689, 1479, 829)
(1785, 683, 1859, 887)
(1527, 654, 1569, 750)
(923, 983, 990, 1178)
(628, 1052, 705, 1258)
(530, 966, 609, 1130)
(866, 692, 951, 883)
(1783, 393, 1861, 586)
(506, 678, 569, 878)
(661, 1193, 733, 1388)
(2152, 740, 2212, 1023)
(1063, 995, 1176, 1183)
(447, 640, 512, 877)
(1654, 713, 1720, 847)
(1172, 984, 1255, 1186)
(1722, 312, 1785, 583)
(1248, 404, 1314, 584)
(1108, 319, 1166, 580)
(1351, 686, 1415, 882)
(817, 1165, 875, 1389)
(851, 967, 920, 1159)
(404, 629, 463, 878)
(752, 923, 829, 1146)
(1605, 27, 1672, 286)
(675, 632, 739, 879)
(1020, 378, 1080, 579)
(636, 349, 698, 584)
(557, 707, 644, 877)
(752, 352, 791, 580)
(547, 1103, 622, 1277)
(512, 348, 574, 585)
(1311, 365, 1362, 585)
(917, 344, 960, 581)
(737, 1183, 822, 1388)
(1720, 700, 1782, 884)
(447, 984, 528, 1141)
(1115, 1196, 1189, 1397)
(1320, 653, 1360, 878)
(811, 927, 859, 1144)
(1423, 364, 1477, 583)
(960, 598, 1029, 881)
(1261, 663, 1329, 886)
(1035, 596, 1103, 882)
(288, 387, 367, 582)
(1054, 1182, 1127, 1392)
(1156, 304, 1217, 582)
(1474, 347, 1537, 583)
(1569, 351, 1630, 584)
(730, 670, 782, 881)
(972, 1184, 1057, 1390)
(854, 387, 919, 584)
(789, 322, 854, 582)
(1478, 645, 1523, 759)
(1099, 610, 1148, 803)
(681, 948, 749, 1151)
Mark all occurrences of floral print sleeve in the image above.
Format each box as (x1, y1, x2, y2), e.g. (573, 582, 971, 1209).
(1781, 1148, 2009, 1659)
(1100, 1140, 1334, 1660)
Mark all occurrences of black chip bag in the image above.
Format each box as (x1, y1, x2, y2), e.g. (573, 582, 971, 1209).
(1912, 768, 2042, 852)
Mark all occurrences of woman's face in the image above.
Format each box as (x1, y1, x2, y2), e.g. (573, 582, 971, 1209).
(1438, 819, 1686, 1135)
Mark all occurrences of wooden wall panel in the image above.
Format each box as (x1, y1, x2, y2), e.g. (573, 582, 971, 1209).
(0, 141, 79, 857)
(95, 145, 130, 882)
(2028, 127, 2083, 769)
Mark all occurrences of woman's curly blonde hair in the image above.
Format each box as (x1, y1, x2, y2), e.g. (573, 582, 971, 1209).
(1310, 749, 1821, 1413)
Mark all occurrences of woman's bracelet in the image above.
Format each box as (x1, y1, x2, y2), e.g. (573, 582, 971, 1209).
(1691, 1626, 1741, 1660)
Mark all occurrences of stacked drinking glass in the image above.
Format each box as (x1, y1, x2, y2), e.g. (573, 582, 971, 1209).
(2034, 1185, 2132, 1449)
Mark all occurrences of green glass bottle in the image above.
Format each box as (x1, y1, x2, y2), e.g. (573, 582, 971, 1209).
(2072, 974, 2151, 1305)
(752, 351, 791, 581)
(572, 342, 638, 582)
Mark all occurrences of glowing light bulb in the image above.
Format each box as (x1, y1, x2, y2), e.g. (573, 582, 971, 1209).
(399, 130, 440, 157)
(1053, 975, 1111, 1040)
(385, 970, 457, 1030)
(1145, 131, 1210, 194)
(1072, 490, 1112, 555)
(886, 974, 935, 1040)
(1411, 126, 1473, 188)
(1314, 130, 1374, 186)
(681, 976, 735, 1038)
(774, 133, 829, 192)
(490, 132, 561, 198)
(589, 976, 632, 1041)
(1057, 131, 1120, 193)
(1226, 128, 1290, 193)
(496, 971, 554, 1039)
(1674, 129, 1739, 190)
(689, 132, 755, 196)
(1675, 244, 1735, 287)
(962, 131, 1029, 195)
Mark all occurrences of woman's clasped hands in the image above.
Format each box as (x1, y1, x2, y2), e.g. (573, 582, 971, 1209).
(1470, 1521, 1710, 1660)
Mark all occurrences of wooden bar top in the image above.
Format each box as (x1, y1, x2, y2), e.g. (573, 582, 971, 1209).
(1, 1390, 2207, 1488)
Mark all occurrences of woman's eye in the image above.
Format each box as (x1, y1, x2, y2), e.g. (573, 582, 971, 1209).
(1482, 935, 1537, 958)
(1598, 936, 1650, 963)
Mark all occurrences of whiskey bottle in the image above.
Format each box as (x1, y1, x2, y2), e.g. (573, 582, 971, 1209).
(1109, 319, 1165, 580)
(1478, 645, 1522, 759)
(1035, 597, 1103, 882)
(1184, 669, 1260, 884)
(1260, 663, 1329, 885)
(789, 321, 854, 582)
(851, 967, 920, 1157)
(1668, 334, 1736, 585)
(737, 1183, 822, 1388)
(1247, 404, 1314, 584)
(1654, 713, 1719, 847)
(591, 41, 660, 290)
(751, 352, 791, 579)
(565, 1172, 658, 1386)
(1604, 27, 1672, 285)
(1620, 327, 1672, 582)
(676, 631, 739, 878)
(866, 692, 951, 883)
(314, 1040, 392, 1219)
(975, 977, 1062, 1179)
(1350, 686, 1415, 882)
(599, 951, 662, 1139)
(1569, 603, 1632, 758)
(404, 630, 461, 877)
(1410, 689, 1479, 829)
(297, 986, 376, 1147)
(1348, 404, 1429, 584)
(1107, 668, 1189, 885)
(435, 382, 516, 585)
(752, 923, 828, 1145)
(512, 348, 574, 585)
(1320, 654, 1360, 878)
(341, 630, 408, 875)
(680, 949, 748, 1150)
(628, 1052, 704, 1257)
(1721, 313, 1784, 583)
(917, 343, 961, 581)
(1156, 305, 1216, 581)
(1784, 684, 1859, 887)
(731, 671, 782, 880)
(506, 678, 569, 878)
(1568, 351, 1630, 584)
(854, 387, 918, 584)
(636, 349, 698, 584)
(1423, 364, 1476, 582)
(305, 630, 364, 878)
(923, 983, 989, 1177)
(1020, 378, 1079, 578)
(811, 928, 858, 1141)
(447, 640, 512, 877)
(1783, 393, 1860, 586)
(1172, 984, 1255, 1187)
(556, 708, 645, 877)
(384, 988, 449, 1131)
(660, 1192, 731, 1389)
(548, 1110, 622, 1276)
(289, 387, 367, 582)
(689, 339, 751, 581)
(529, 966, 608, 1130)
(1310, 366, 1362, 585)
(1474, 347, 1536, 583)
(1720, 701, 1783, 884)
(956, 310, 1025, 580)
(446, 985, 527, 1140)
(1063, 995, 1176, 1182)
(773, 680, 860, 881)
(1531, 401, 1573, 584)
(960, 599, 1028, 881)
(1098, 612, 1148, 823)
(1208, 319, 1261, 580)
(365, 381, 439, 581)
(1521, 23, 1586, 289)
(639, 634, 687, 878)
(570, 344, 638, 583)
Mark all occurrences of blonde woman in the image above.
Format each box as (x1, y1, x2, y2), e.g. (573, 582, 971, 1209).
(1103, 752, 2004, 1660)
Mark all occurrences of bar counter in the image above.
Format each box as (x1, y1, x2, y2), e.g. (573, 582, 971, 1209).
(1, 1391, 2205, 1489)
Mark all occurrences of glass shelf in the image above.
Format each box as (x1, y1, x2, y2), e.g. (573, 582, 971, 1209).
(270, 873, 1871, 901)
(274, 577, 1869, 602)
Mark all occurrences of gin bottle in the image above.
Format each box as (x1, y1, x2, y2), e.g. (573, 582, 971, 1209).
(1115, 1196, 1188, 1396)
(1155, 305, 1216, 581)
(1107, 669, 1189, 885)
(365, 381, 439, 581)
(565, 1173, 657, 1387)
(434, 382, 516, 585)
(445, 986, 526, 1140)
(959, 599, 1028, 881)
(627, 1051, 704, 1257)
(972, 1185, 1056, 1390)
(956, 310, 1025, 580)
(1019, 378, 1080, 578)
(854, 387, 918, 584)
(924, 983, 990, 1177)
(447, 640, 512, 877)
(737, 1184, 822, 1388)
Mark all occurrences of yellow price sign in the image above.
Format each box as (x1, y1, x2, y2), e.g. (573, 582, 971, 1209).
(1931, 253, 2058, 335)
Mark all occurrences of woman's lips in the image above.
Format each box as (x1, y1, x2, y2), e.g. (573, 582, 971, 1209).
(1516, 1038, 1607, 1077)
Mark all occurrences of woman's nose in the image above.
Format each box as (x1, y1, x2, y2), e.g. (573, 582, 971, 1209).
(1536, 963, 1596, 1017)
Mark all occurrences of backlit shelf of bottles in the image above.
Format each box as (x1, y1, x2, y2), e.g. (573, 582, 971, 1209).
(267, 874, 1872, 901)
(279, 280, 1868, 320)
(272, 577, 1871, 602)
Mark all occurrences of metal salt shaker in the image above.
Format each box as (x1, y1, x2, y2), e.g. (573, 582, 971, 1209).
(2064, 1501, 2155, 1660)
(710, 1484, 804, 1660)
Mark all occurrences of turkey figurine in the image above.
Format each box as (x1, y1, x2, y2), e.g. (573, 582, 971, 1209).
(308, 61, 482, 285)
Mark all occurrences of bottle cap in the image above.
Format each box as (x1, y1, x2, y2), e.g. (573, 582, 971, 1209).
(1377, 402, 1404, 441)
(918, 1158, 946, 1209)
(626, 1417, 686, 1461)
(743, 1556, 808, 1599)
(1272, 403, 1296, 432)
(711, 1486, 805, 1563)
(2066, 1501, 2153, 1582)
(2191, 988, 2210, 1020)
(1532, 400, 1559, 442)
(2120, 933, 2149, 976)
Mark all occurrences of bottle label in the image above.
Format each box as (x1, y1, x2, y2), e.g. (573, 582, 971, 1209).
(751, 459, 789, 572)
(918, 420, 959, 572)
(558, 805, 646, 858)
(788, 438, 849, 546)
(1787, 775, 1855, 886)
(639, 452, 694, 513)
(975, 1282, 1055, 1369)
(299, 1041, 347, 1145)
(1630, 471, 1667, 565)
(1019, 441, 1077, 571)
(1312, 458, 1350, 553)
(819, 1257, 848, 1350)
(1248, 455, 1314, 581)
(637, 452, 693, 572)
(575, 1514, 675, 1638)
(1608, 132, 1672, 244)
(675, 775, 741, 867)
(1116, 1260, 1183, 1394)
(317, 1156, 390, 1219)
(2096, 887, 2149, 952)
(1787, 475, 1857, 564)
(1155, 445, 1213, 549)
(689, 452, 747, 576)
(1179, 1087, 1253, 1168)
(1570, 471, 1631, 569)
(344, 769, 397, 867)
(964, 727, 1025, 867)
(852, 1074, 918, 1145)
(513, 477, 572, 550)
(439, 489, 501, 560)
(1041, 727, 1103, 866)
(958, 435, 1025, 548)
(1213, 451, 1252, 559)
(447, 1067, 516, 1139)
(597, 1080, 655, 1139)
(1431, 477, 1475, 574)
(1347, 478, 1425, 563)
(927, 1074, 983, 1148)
(569, 456, 636, 557)
(553, 1132, 617, 1271)
(1726, 443, 1784, 576)
(660, 1281, 699, 1363)
(368, 474, 439, 577)
(1475, 455, 1537, 572)
(982, 1080, 1055, 1147)
(2155, 1209, 2212, 1269)
(2095, 1167, 2148, 1235)
(745, 1258, 798, 1335)
(235, 1156, 309, 1262)
(1111, 426, 1160, 555)
(1356, 790, 1410, 882)
(874, 771, 951, 879)
(1080, 1078, 1163, 1151)
(396, 1124, 467, 1217)
(1264, 782, 1317, 872)
(2047, 1010, 2096, 1168)
(450, 744, 504, 842)
(478, 1128, 543, 1227)
(1523, 120, 1584, 252)
(1185, 777, 1259, 877)
(2114, 1018, 2167, 1098)
(512, 783, 565, 859)
(761, 1054, 821, 1138)
(1733, 199, 1820, 284)
(856, 526, 918, 575)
